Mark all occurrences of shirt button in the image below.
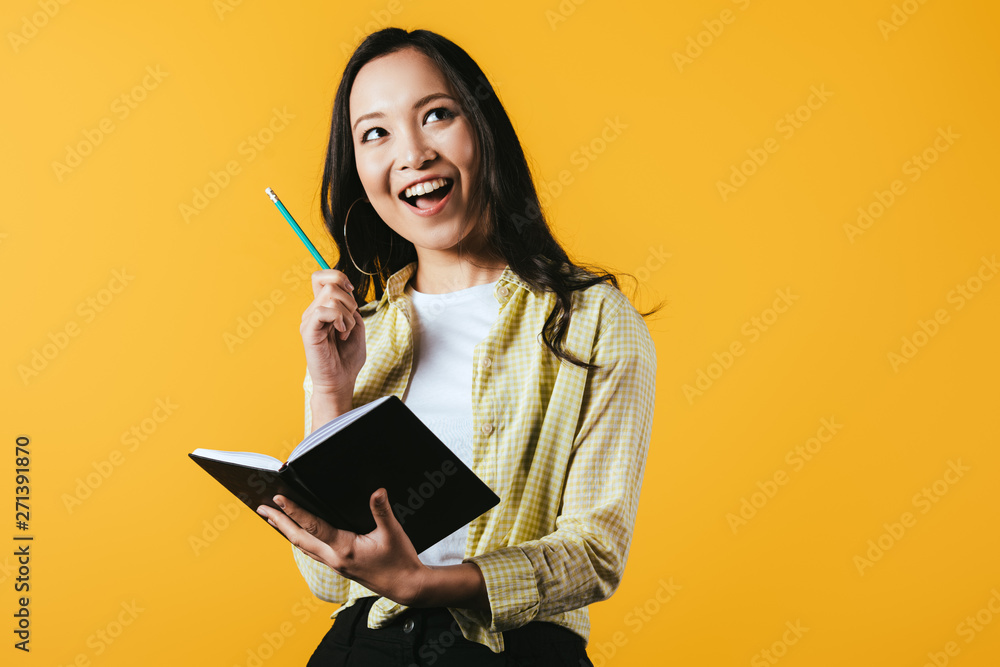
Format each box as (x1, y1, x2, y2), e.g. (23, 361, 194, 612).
(497, 285, 509, 298)
(481, 356, 492, 369)
(481, 423, 494, 435)
(402, 618, 415, 633)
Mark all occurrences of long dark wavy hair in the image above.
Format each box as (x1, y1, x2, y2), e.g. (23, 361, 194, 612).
(321, 28, 662, 370)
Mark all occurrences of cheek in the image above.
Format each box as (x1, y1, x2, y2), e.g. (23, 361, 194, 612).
(354, 152, 390, 200)
(447, 122, 480, 183)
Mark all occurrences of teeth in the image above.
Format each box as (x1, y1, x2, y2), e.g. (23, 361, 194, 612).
(404, 178, 448, 200)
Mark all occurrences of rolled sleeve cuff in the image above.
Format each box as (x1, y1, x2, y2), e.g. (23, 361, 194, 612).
(464, 546, 539, 632)
(291, 543, 349, 604)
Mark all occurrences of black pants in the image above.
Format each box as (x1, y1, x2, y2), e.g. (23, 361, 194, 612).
(307, 597, 594, 666)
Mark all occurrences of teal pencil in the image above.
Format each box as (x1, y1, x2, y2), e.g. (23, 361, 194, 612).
(265, 187, 331, 270)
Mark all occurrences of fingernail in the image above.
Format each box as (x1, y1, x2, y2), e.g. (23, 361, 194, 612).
(256, 506, 268, 517)
(274, 497, 285, 509)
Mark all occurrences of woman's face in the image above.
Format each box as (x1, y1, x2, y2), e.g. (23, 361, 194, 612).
(349, 47, 484, 260)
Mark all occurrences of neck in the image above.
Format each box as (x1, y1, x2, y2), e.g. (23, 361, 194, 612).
(408, 214, 508, 293)
(410, 253, 506, 294)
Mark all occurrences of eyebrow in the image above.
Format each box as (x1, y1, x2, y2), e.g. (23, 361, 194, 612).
(352, 93, 456, 132)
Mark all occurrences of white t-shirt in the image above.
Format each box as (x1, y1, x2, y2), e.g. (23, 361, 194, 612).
(401, 277, 500, 566)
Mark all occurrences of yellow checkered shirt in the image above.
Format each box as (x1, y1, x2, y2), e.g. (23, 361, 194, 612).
(292, 260, 657, 653)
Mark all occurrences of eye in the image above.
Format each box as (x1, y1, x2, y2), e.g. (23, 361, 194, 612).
(360, 126, 387, 143)
(425, 107, 455, 123)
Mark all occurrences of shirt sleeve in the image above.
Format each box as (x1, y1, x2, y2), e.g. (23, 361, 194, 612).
(290, 368, 352, 604)
(463, 299, 658, 632)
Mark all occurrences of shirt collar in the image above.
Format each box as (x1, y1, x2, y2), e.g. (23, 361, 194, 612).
(373, 261, 534, 312)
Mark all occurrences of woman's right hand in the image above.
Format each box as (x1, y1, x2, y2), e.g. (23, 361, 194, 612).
(300, 269, 366, 410)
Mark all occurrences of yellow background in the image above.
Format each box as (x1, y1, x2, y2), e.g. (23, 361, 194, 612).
(4, 0, 999, 664)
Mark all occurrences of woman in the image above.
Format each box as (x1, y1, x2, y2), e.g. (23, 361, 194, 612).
(255, 27, 659, 666)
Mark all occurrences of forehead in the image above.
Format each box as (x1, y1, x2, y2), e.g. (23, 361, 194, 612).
(350, 48, 455, 121)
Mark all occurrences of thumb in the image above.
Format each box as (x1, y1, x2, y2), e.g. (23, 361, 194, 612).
(370, 488, 396, 530)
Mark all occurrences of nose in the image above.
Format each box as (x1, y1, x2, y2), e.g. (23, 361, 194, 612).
(396, 127, 437, 170)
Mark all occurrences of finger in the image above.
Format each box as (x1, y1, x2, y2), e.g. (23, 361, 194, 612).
(315, 281, 358, 310)
(272, 495, 337, 541)
(337, 308, 366, 341)
(256, 504, 321, 551)
(312, 270, 354, 300)
(309, 305, 352, 337)
(300, 304, 356, 344)
(313, 285, 358, 335)
(258, 503, 344, 565)
(347, 309, 366, 341)
(314, 301, 363, 342)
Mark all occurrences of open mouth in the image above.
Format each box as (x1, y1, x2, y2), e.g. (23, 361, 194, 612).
(399, 178, 454, 211)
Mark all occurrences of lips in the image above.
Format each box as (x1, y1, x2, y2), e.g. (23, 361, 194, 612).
(401, 177, 450, 200)
(398, 175, 452, 199)
(398, 176, 454, 213)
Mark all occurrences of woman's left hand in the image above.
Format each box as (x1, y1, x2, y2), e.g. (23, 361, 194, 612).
(258, 489, 429, 606)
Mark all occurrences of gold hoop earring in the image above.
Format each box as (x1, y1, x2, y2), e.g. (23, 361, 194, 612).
(344, 197, 393, 276)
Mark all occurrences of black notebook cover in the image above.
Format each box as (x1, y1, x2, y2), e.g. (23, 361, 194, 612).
(189, 396, 500, 554)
